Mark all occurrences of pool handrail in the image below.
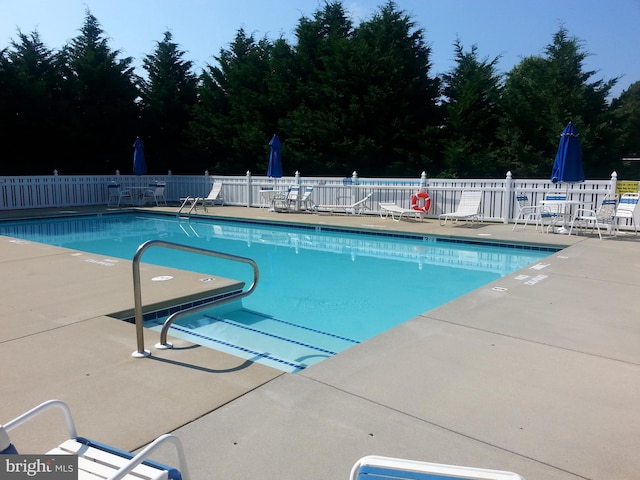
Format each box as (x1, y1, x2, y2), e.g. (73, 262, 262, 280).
(131, 239, 259, 358)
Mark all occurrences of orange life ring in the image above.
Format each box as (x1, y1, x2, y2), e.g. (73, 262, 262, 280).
(411, 191, 431, 212)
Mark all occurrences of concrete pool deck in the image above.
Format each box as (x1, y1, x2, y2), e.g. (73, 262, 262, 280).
(1, 205, 639, 479)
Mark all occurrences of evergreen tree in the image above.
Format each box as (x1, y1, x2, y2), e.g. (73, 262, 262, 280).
(280, 1, 356, 174)
(610, 81, 640, 179)
(499, 27, 616, 178)
(0, 31, 65, 174)
(191, 29, 276, 174)
(139, 31, 198, 174)
(265, 36, 300, 170)
(58, 10, 139, 174)
(440, 40, 503, 178)
(346, 1, 441, 176)
(283, 1, 441, 176)
(1, 5, 637, 179)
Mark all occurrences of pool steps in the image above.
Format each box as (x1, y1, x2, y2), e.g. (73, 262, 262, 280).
(145, 307, 360, 373)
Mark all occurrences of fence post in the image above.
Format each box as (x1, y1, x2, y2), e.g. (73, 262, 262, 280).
(503, 171, 513, 224)
(419, 171, 427, 191)
(610, 171, 617, 194)
(53, 170, 60, 208)
(166, 170, 172, 202)
(351, 171, 359, 203)
(246, 170, 252, 207)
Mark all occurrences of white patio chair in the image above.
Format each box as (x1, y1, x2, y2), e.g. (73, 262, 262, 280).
(439, 190, 482, 226)
(143, 182, 167, 206)
(614, 192, 638, 235)
(282, 185, 301, 211)
(267, 186, 298, 211)
(569, 193, 618, 239)
(1, 399, 190, 480)
(512, 193, 541, 231)
(537, 192, 567, 233)
(350, 455, 523, 480)
(300, 186, 315, 210)
(106, 183, 133, 207)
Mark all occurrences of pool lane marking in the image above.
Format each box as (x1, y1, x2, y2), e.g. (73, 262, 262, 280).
(167, 323, 308, 371)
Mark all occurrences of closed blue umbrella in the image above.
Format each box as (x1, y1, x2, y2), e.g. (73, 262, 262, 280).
(267, 134, 283, 178)
(551, 122, 584, 184)
(133, 137, 147, 176)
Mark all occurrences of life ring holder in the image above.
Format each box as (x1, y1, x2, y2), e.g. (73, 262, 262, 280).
(411, 191, 431, 212)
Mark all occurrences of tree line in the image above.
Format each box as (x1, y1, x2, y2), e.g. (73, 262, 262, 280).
(1, 1, 639, 179)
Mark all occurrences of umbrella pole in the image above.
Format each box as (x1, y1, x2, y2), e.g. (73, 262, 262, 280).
(556, 183, 571, 234)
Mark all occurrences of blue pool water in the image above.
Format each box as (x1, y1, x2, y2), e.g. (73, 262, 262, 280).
(0, 213, 554, 371)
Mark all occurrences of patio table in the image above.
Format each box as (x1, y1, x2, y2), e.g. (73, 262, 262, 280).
(539, 199, 591, 233)
(259, 189, 289, 211)
(120, 184, 159, 206)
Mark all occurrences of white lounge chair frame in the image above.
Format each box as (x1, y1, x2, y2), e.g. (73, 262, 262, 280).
(179, 181, 224, 213)
(379, 202, 425, 222)
(439, 190, 483, 226)
(1, 399, 190, 480)
(350, 455, 523, 480)
(569, 193, 618, 239)
(314, 192, 373, 215)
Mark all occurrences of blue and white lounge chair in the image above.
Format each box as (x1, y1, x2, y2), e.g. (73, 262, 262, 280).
(1, 399, 190, 480)
(350, 455, 524, 480)
(614, 192, 638, 235)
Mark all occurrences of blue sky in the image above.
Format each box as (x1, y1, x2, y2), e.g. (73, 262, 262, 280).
(2, 0, 639, 98)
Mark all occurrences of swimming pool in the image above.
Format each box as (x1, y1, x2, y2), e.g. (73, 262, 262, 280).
(0, 213, 555, 372)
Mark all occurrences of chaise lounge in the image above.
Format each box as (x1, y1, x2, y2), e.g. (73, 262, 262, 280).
(379, 202, 426, 222)
(1, 399, 190, 480)
(178, 181, 224, 214)
(350, 455, 523, 480)
(439, 190, 483, 226)
(314, 192, 373, 215)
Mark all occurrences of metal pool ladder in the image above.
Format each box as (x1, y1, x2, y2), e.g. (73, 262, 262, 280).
(131, 239, 259, 358)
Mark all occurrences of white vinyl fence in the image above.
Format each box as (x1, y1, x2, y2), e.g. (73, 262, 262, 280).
(0, 170, 637, 229)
